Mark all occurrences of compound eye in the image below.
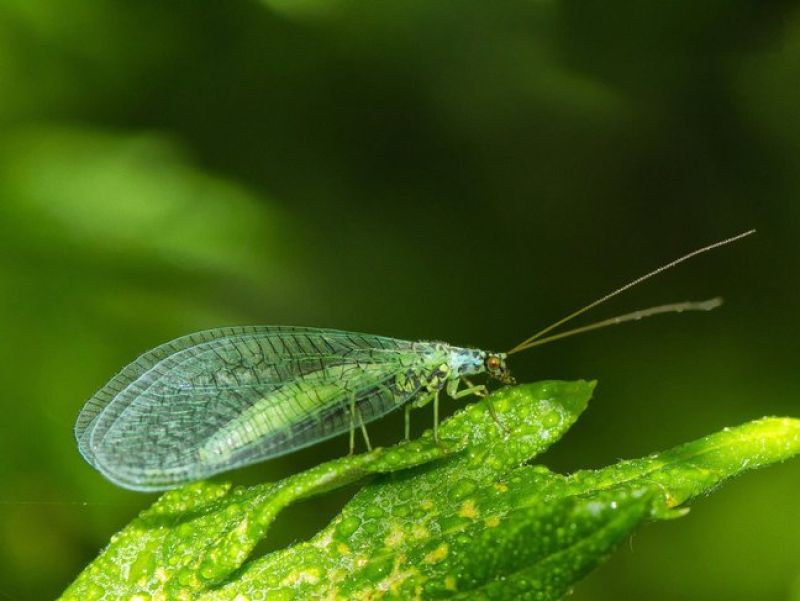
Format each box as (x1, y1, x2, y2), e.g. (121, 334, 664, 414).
(487, 356, 500, 370)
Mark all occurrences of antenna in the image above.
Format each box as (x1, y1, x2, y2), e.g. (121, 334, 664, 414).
(507, 230, 755, 354)
(508, 298, 721, 353)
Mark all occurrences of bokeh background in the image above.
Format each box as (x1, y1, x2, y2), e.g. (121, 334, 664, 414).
(1, 1, 799, 599)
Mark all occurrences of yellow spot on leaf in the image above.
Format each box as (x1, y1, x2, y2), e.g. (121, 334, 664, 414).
(411, 524, 429, 540)
(329, 568, 347, 584)
(235, 516, 249, 536)
(424, 543, 449, 564)
(420, 499, 434, 511)
(337, 542, 351, 555)
(281, 568, 321, 586)
(444, 576, 458, 591)
(321, 588, 342, 601)
(380, 568, 416, 594)
(458, 499, 479, 519)
(494, 482, 509, 493)
(485, 515, 500, 528)
(314, 530, 334, 549)
(385, 526, 405, 548)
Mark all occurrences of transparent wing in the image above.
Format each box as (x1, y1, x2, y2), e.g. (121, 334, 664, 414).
(76, 326, 441, 491)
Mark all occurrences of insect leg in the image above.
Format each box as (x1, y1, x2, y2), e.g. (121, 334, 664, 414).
(432, 389, 440, 443)
(356, 406, 373, 452)
(404, 403, 412, 441)
(447, 379, 488, 399)
(408, 390, 443, 443)
(450, 376, 508, 435)
(483, 396, 509, 435)
(348, 395, 356, 455)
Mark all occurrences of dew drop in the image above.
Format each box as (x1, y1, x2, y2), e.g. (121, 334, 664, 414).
(336, 516, 361, 538)
(542, 410, 562, 428)
(448, 478, 478, 502)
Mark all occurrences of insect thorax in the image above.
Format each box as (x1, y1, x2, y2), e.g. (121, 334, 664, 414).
(391, 343, 482, 398)
(446, 346, 486, 377)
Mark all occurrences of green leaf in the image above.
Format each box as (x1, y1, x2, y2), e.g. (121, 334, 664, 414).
(60, 381, 800, 600)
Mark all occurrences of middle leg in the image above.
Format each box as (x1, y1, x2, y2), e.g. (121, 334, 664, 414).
(405, 389, 442, 443)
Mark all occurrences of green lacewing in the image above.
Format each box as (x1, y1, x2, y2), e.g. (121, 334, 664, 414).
(75, 231, 754, 491)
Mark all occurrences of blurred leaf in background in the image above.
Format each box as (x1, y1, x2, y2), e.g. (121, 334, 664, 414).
(0, 0, 799, 600)
(0, 125, 304, 598)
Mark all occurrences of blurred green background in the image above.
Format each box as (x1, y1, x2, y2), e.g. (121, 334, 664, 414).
(1, 1, 799, 599)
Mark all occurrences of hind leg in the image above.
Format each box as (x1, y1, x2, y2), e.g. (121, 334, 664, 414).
(356, 405, 372, 451)
(348, 395, 357, 455)
(348, 395, 373, 454)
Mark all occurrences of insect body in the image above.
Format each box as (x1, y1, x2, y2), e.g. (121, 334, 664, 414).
(76, 231, 754, 491)
(76, 327, 511, 491)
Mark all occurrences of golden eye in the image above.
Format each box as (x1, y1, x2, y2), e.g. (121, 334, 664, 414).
(487, 356, 500, 369)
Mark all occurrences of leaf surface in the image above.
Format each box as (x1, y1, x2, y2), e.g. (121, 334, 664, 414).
(60, 381, 800, 600)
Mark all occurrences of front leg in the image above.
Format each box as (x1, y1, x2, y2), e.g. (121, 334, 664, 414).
(446, 376, 487, 399)
(447, 377, 508, 435)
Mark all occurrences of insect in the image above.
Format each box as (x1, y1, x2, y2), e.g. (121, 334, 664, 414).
(76, 230, 754, 491)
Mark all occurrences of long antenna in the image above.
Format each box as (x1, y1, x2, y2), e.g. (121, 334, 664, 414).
(508, 298, 721, 353)
(507, 229, 755, 354)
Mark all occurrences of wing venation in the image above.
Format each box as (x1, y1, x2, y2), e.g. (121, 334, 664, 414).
(75, 326, 444, 490)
